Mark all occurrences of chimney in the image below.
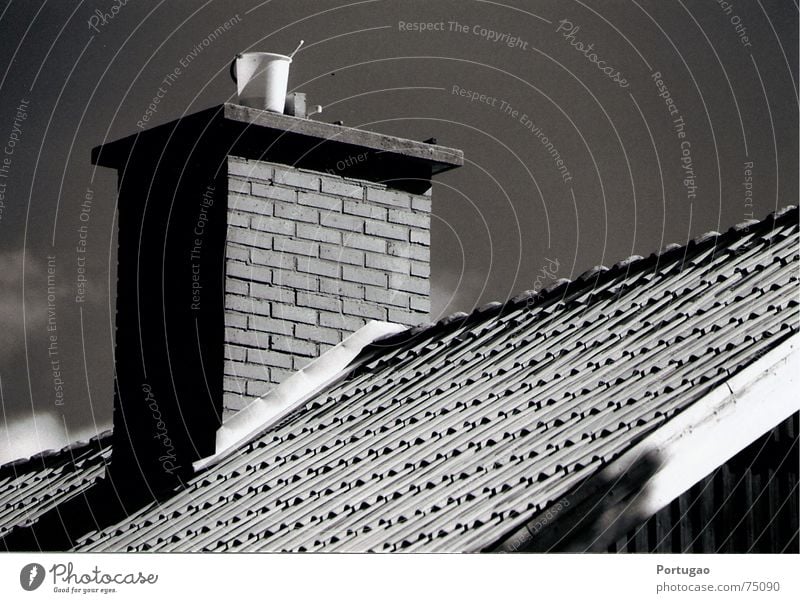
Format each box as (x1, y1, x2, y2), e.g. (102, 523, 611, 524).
(92, 103, 462, 493)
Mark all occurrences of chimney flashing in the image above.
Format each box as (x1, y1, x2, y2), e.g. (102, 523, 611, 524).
(196, 320, 407, 472)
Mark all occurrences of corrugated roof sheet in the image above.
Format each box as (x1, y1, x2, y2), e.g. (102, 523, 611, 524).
(0, 432, 111, 541)
(65, 206, 798, 552)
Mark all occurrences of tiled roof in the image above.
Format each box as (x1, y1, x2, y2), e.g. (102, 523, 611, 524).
(0, 431, 111, 541)
(66, 206, 798, 552)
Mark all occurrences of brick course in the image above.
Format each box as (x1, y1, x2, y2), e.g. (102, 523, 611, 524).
(223, 157, 431, 416)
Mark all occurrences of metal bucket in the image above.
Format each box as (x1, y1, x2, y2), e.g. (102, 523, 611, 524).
(230, 52, 292, 113)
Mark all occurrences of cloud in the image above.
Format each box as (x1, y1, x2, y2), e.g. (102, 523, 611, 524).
(0, 249, 48, 366)
(0, 248, 113, 465)
(0, 410, 108, 465)
(432, 267, 492, 319)
(0, 411, 63, 465)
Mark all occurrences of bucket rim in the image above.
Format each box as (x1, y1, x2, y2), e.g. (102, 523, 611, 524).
(237, 51, 292, 63)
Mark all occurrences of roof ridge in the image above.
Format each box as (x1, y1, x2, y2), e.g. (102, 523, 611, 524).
(0, 429, 113, 476)
(368, 205, 798, 351)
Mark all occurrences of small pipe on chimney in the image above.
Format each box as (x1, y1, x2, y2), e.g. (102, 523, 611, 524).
(288, 40, 304, 59)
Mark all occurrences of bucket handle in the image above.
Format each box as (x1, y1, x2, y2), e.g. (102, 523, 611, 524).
(229, 54, 241, 83)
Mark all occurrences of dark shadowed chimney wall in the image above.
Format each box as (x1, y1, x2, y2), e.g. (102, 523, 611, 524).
(92, 103, 462, 494)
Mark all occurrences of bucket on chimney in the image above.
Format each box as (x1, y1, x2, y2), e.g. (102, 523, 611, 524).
(230, 52, 292, 112)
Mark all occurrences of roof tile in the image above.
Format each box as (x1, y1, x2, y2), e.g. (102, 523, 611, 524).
(4, 209, 798, 552)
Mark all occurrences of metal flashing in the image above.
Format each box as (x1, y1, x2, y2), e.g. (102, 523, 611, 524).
(194, 321, 407, 472)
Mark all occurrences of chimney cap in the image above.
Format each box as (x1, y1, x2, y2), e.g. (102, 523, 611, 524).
(92, 103, 463, 185)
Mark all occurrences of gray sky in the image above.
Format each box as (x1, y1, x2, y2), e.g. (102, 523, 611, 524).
(0, 0, 796, 463)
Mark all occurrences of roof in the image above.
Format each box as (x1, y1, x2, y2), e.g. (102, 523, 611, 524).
(60, 206, 797, 552)
(0, 431, 112, 541)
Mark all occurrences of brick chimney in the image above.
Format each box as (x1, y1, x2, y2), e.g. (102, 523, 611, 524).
(92, 103, 462, 493)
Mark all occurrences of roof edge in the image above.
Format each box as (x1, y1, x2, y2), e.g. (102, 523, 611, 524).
(490, 332, 800, 553)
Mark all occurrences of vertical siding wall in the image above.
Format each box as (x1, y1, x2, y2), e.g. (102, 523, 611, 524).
(222, 156, 432, 415)
(611, 412, 799, 553)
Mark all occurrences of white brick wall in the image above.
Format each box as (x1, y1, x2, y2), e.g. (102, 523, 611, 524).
(223, 157, 431, 416)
